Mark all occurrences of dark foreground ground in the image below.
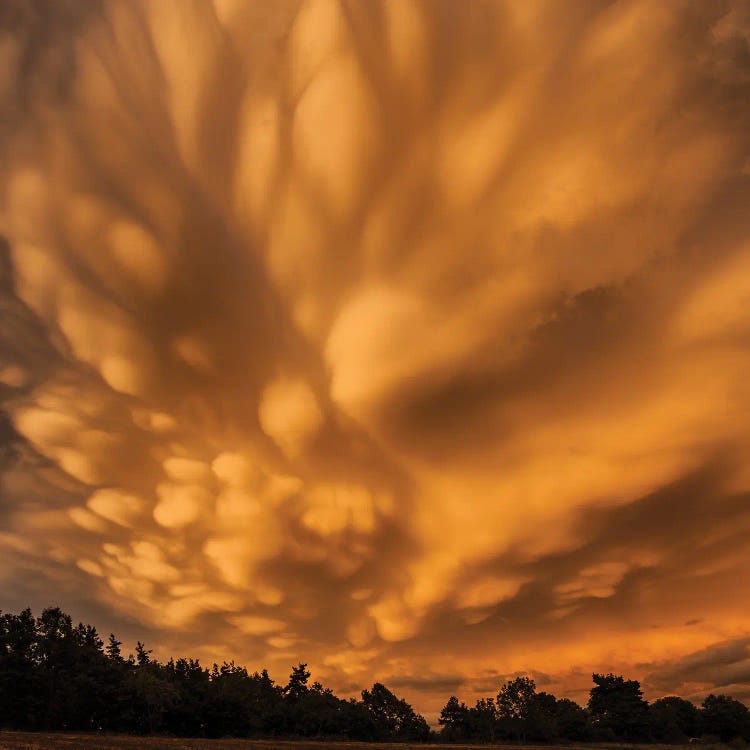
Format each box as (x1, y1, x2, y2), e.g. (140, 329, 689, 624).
(0, 734, 469, 749)
(0, 735, 549, 750)
(0, 736, 706, 750)
(0, 735, 575, 750)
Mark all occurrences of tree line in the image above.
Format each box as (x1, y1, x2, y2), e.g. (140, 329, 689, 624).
(1, 607, 749, 743)
(0, 606, 427, 740)
(440, 674, 750, 744)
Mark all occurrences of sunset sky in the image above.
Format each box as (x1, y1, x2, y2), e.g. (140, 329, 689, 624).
(1, 0, 750, 723)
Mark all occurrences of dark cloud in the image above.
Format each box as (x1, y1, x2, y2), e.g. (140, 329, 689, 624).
(0, 0, 104, 150)
(647, 638, 750, 690)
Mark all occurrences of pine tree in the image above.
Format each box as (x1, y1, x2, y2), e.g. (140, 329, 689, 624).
(105, 634, 123, 661)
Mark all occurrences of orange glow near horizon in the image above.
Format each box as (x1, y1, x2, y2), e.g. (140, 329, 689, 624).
(1, 0, 750, 721)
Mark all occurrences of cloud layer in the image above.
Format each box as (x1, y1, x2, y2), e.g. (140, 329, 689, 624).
(1, 0, 750, 717)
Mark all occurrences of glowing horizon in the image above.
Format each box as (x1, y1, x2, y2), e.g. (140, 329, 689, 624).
(1, 0, 750, 721)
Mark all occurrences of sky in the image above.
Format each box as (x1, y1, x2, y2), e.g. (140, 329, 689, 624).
(1, 0, 750, 723)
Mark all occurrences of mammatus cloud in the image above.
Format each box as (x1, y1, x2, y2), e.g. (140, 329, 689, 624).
(1, 0, 750, 716)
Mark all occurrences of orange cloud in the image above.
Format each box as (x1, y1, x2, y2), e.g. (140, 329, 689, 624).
(0, 0, 749, 717)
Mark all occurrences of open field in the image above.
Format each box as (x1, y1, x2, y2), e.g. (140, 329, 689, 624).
(0, 737, 705, 750)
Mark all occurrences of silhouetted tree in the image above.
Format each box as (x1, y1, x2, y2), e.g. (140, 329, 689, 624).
(0, 608, 41, 728)
(105, 634, 123, 662)
(3, 605, 750, 744)
(439, 695, 471, 741)
(588, 672, 651, 741)
(471, 696, 499, 741)
(127, 665, 177, 734)
(497, 675, 538, 741)
(284, 662, 310, 701)
(339, 696, 379, 740)
(529, 690, 561, 740)
(293, 680, 343, 737)
(362, 682, 430, 741)
(163, 657, 210, 736)
(650, 695, 700, 742)
(554, 696, 590, 740)
(701, 694, 750, 742)
(134, 641, 152, 667)
(440, 680, 593, 743)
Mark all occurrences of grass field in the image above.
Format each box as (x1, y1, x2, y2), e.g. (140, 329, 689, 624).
(0, 736, 707, 750)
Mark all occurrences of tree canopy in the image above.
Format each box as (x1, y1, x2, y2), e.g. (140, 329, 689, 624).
(0, 606, 426, 740)
(438, 673, 750, 744)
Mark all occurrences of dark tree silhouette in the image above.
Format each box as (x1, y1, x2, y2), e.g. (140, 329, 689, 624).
(496, 675, 539, 741)
(2, 606, 750, 743)
(134, 641, 152, 667)
(0, 608, 40, 729)
(436, 669, 750, 745)
(105, 633, 123, 662)
(650, 695, 701, 742)
(701, 694, 750, 742)
(554, 696, 589, 740)
(284, 662, 310, 700)
(588, 672, 651, 741)
(361, 682, 430, 741)
(439, 695, 471, 741)
(471, 696, 498, 741)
